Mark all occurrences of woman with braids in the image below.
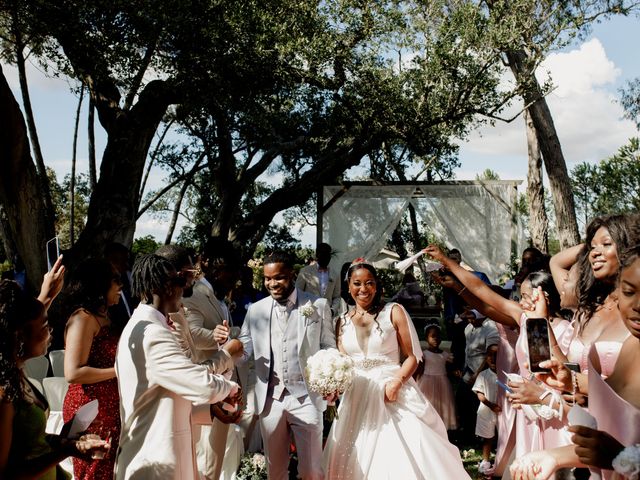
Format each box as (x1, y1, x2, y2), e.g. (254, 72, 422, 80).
(323, 260, 469, 480)
(114, 254, 238, 480)
(0, 258, 110, 479)
(61, 259, 123, 480)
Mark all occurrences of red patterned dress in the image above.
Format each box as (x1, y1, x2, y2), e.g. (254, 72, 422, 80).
(63, 321, 120, 480)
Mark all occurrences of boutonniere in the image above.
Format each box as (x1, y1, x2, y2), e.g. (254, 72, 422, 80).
(299, 301, 316, 318)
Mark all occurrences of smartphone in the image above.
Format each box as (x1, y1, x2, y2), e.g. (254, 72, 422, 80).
(526, 317, 551, 373)
(496, 379, 513, 394)
(46, 236, 60, 271)
(564, 362, 581, 373)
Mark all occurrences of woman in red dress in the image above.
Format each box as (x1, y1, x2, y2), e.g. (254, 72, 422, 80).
(62, 259, 123, 480)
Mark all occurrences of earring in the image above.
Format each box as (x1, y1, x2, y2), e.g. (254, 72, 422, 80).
(17, 339, 25, 358)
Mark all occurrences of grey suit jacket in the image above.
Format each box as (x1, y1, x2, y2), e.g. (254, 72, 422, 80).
(238, 289, 336, 415)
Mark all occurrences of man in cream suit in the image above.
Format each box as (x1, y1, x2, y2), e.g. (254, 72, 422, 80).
(182, 238, 241, 480)
(239, 251, 336, 480)
(295, 242, 341, 316)
(115, 254, 239, 480)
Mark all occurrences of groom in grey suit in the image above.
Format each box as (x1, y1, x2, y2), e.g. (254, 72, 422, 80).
(239, 251, 336, 480)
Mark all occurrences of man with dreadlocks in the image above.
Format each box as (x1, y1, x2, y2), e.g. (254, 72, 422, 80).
(114, 254, 239, 480)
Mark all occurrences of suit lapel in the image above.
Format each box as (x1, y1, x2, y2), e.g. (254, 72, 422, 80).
(203, 282, 226, 322)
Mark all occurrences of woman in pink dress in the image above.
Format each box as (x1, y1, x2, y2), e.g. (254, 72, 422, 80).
(510, 245, 640, 480)
(426, 245, 572, 460)
(417, 324, 457, 430)
(62, 259, 123, 480)
(548, 215, 636, 394)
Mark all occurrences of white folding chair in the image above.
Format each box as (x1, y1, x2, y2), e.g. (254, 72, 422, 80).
(43, 377, 69, 436)
(48, 349, 65, 377)
(26, 377, 44, 395)
(42, 377, 69, 413)
(24, 356, 49, 383)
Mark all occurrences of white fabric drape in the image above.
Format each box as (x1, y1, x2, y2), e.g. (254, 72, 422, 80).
(322, 183, 525, 283)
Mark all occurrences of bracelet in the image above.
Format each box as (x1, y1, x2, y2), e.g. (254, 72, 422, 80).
(458, 286, 467, 295)
(571, 371, 578, 406)
(612, 444, 640, 480)
(389, 377, 403, 386)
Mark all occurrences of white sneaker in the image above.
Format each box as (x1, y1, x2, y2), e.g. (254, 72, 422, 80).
(478, 460, 493, 475)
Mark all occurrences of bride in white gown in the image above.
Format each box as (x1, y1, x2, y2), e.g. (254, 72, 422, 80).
(323, 261, 470, 479)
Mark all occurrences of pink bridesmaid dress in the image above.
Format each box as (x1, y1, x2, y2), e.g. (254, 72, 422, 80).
(493, 322, 519, 476)
(587, 346, 640, 480)
(513, 316, 572, 459)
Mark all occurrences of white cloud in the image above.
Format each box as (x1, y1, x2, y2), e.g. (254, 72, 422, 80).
(459, 38, 637, 178)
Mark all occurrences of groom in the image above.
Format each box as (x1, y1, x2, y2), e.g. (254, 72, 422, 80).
(239, 251, 336, 480)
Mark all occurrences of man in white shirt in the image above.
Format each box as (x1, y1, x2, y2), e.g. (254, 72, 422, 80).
(296, 243, 341, 316)
(115, 254, 238, 480)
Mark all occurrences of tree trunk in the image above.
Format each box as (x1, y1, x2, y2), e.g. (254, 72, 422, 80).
(231, 141, 372, 254)
(88, 96, 97, 190)
(12, 12, 55, 230)
(164, 178, 190, 245)
(524, 109, 549, 252)
(0, 66, 53, 293)
(70, 80, 176, 261)
(70, 85, 85, 246)
(505, 49, 580, 248)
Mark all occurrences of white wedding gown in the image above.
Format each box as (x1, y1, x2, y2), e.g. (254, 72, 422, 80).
(323, 303, 470, 480)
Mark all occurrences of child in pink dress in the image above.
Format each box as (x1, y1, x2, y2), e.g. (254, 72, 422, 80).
(417, 325, 457, 430)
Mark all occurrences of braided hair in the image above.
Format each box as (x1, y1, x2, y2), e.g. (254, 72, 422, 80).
(131, 254, 177, 303)
(0, 280, 45, 402)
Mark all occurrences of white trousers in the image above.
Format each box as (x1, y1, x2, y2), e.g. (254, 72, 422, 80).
(259, 394, 323, 480)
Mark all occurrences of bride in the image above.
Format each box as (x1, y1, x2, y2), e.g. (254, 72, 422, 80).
(323, 260, 470, 479)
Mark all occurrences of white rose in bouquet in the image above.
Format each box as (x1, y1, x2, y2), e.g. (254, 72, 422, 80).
(305, 348, 355, 419)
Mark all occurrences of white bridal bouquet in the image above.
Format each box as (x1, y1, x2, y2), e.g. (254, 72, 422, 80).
(305, 348, 355, 419)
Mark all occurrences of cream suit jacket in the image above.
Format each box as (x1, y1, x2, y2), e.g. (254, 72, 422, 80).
(238, 289, 336, 415)
(183, 279, 240, 364)
(114, 304, 236, 480)
(295, 264, 341, 315)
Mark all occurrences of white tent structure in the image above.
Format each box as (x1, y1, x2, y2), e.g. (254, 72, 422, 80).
(318, 181, 526, 284)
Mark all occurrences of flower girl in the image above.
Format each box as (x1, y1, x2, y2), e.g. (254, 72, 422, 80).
(417, 324, 457, 430)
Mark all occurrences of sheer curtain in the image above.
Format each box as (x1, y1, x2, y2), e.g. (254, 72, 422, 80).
(321, 182, 525, 283)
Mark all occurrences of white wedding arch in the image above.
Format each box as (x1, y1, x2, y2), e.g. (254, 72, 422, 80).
(318, 180, 526, 283)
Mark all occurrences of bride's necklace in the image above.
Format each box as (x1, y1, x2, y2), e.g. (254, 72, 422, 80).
(354, 307, 369, 316)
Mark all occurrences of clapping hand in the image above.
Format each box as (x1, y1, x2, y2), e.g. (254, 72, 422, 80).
(214, 320, 230, 344)
(222, 338, 243, 359)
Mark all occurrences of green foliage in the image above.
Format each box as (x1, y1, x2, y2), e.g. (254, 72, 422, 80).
(620, 78, 640, 129)
(570, 138, 640, 231)
(131, 235, 160, 257)
(46, 168, 90, 249)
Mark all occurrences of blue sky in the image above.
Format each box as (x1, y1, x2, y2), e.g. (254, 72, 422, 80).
(2, 14, 639, 247)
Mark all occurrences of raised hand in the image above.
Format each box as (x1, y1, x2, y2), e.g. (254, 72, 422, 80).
(535, 359, 572, 392)
(423, 245, 447, 264)
(38, 255, 65, 310)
